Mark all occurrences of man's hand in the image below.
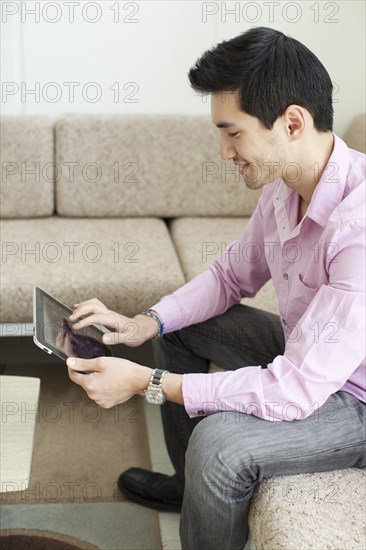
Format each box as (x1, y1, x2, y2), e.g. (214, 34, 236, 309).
(67, 356, 152, 408)
(68, 298, 159, 347)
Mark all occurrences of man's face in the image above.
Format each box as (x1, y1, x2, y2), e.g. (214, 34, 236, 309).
(211, 91, 289, 190)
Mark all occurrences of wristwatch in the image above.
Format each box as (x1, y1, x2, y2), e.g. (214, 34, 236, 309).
(144, 368, 169, 405)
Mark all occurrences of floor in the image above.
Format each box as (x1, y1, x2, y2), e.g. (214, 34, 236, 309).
(144, 402, 180, 549)
(144, 401, 256, 550)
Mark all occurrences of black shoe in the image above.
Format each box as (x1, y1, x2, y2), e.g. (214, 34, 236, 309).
(117, 467, 183, 512)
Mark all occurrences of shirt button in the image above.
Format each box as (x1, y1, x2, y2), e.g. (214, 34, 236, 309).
(197, 410, 205, 415)
(283, 272, 289, 280)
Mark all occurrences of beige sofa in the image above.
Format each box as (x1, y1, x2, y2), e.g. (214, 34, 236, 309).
(1, 114, 365, 549)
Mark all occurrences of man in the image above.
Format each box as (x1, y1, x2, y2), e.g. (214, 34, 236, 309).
(67, 27, 365, 549)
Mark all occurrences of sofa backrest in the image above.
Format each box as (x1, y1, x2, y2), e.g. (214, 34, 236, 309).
(1, 116, 54, 218)
(55, 114, 262, 217)
(2, 113, 365, 220)
(343, 114, 366, 154)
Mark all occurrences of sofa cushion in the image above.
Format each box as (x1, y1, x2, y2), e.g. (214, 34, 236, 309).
(1, 116, 54, 218)
(55, 114, 262, 218)
(248, 468, 366, 550)
(0, 218, 185, 322)
(169, 217, 279, 315)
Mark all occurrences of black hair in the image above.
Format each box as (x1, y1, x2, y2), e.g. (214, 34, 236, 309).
(188, 27, 333, 132)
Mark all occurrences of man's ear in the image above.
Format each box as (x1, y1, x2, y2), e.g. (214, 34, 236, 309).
(284, 105, 306, 138)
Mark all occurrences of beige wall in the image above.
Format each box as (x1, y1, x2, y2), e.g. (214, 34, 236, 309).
(1, 1, 365, 136)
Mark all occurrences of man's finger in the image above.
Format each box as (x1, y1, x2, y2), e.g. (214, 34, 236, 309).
(68, 366, 87, 385)
(69, 304, 107, 323)
(102, 325, 140, 346)
(70, 313, 109, 330)
(72, 313, 127, 332)
(102, 331, 124, 345)
(66, 357, 99, 373)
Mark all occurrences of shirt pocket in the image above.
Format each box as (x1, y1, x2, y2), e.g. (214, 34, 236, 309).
(289, 273, 320, 316)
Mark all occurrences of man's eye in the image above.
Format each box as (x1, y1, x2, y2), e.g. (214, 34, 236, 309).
(228, 132, 240, 138)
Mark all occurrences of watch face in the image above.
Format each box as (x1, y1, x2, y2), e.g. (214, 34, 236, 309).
(145, 390, 165, 405)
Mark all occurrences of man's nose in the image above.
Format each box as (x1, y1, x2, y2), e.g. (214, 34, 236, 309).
(220, 141, 237, 161)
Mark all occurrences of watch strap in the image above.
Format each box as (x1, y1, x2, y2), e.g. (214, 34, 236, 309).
(150, 368, 169, 387)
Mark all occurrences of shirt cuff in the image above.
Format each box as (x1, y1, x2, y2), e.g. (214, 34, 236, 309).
(182, 372, 217, 418)
(149, 296, 187, 334)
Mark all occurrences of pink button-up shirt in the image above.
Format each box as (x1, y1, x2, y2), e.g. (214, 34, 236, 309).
(152, 134, 366, 421)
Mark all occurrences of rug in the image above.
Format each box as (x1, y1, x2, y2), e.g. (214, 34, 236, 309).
(0, 503, 161, 550)
(1, 363, 152, 505)
(0, 529, 98, 550)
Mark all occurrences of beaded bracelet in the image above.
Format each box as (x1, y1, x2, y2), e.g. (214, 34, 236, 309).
(141, 309, 165, 338)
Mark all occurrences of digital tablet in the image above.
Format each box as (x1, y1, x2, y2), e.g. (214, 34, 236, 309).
(33, 286, 113, 361)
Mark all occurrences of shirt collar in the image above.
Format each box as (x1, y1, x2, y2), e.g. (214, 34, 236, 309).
(274, 133, 351, 228)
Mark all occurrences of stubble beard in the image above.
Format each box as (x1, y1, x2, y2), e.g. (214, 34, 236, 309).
(243, 146, 287, 190)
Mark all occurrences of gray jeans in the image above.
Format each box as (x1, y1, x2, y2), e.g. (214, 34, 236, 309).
(151, 304, 366, 550)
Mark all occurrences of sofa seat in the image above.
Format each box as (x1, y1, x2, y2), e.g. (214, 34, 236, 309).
(248, 468, 366, 549)
(169, 217, 279, 315)
(0, 217, 185, 322)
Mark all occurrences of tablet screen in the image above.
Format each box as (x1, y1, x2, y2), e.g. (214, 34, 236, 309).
(34, 287, 112, 361)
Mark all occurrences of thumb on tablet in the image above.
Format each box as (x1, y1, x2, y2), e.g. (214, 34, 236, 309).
(67, 357, 97, 373)
(102, 332, 128, 345)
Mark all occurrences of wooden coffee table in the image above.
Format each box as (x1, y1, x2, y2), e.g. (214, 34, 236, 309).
(0, 375, 40, 493)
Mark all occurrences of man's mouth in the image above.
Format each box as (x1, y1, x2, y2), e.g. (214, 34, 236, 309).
(236, 162, 249, 175)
